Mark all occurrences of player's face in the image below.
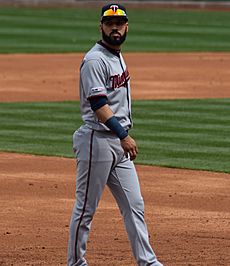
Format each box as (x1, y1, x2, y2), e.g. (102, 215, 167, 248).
(100, 17, 128, 47)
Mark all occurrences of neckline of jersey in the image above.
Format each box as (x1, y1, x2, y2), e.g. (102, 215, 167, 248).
(97, 40, 121, 58)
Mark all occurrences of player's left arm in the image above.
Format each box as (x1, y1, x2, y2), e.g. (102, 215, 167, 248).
(90, 97, 138, 160)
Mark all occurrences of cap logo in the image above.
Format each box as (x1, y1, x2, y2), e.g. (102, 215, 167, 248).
(110, 5, 119, 12)
(101, 4, 128, 20)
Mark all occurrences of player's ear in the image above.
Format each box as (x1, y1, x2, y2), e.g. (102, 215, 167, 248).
(99, 23, 102, 33)
(126, 22, 129, 33)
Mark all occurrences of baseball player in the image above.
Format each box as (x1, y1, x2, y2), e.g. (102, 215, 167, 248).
(67, 3, 163, 266)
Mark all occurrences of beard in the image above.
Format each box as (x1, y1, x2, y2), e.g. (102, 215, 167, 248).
(102, 28, 127, 46)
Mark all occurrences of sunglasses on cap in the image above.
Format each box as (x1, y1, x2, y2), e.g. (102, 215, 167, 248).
(101, 4, 128, 22)
(102, 8, 127, 17)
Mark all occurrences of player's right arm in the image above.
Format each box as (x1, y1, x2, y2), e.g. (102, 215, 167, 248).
(90, 99, 138, 160)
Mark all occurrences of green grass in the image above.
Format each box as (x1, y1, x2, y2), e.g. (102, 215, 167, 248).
(0, 7, 230, 52)
(0, 99, 229, 173)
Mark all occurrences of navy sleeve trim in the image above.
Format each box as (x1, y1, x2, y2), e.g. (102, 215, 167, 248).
(87, 94, 107, 100)
(89, 96, 108, 111)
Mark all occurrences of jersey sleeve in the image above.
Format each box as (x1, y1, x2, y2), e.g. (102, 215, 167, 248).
(80, 59, 108, 99)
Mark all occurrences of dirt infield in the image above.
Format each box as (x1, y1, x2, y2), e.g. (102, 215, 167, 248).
(1, 53, 230, 102)
(0, 53, 230, 265)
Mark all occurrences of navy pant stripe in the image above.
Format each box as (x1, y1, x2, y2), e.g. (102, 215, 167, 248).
(74, 130, 94, 262)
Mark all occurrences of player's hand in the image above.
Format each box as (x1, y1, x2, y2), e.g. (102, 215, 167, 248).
(120, 135, 138, 161)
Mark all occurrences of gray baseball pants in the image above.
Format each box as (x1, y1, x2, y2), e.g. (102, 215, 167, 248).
(67, 125, 162, 266)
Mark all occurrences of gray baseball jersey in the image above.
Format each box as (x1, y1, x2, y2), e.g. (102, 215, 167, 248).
(79, 41, 132, 131)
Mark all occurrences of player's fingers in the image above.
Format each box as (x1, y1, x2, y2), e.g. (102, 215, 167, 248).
(129, 148, 137, 161)
(130, 154, 136, 161)
(122, 141, 137, 160)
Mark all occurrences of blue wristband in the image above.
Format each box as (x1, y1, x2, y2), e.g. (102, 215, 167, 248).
(105, 116, 128, 140)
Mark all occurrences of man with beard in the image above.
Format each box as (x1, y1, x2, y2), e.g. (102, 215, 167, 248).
(67, 4, 163, 266)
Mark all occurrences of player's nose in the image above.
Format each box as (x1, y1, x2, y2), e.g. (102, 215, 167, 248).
(111, 26, 118, 31)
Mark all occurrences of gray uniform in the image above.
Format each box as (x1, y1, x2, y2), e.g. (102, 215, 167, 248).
(68, 42, 162, 266)
(79, 42, 132, 131)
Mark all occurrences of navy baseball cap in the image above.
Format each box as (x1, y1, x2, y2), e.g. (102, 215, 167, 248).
(101, 3, 128, 22)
